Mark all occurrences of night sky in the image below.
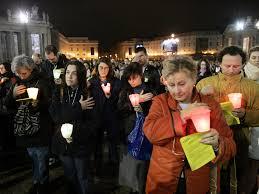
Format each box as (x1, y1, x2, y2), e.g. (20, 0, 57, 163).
(1, 0, 259, 51)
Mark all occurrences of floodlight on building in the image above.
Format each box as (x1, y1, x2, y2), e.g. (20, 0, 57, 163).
(235, 20, 244, 31)
(255, 21, 259, 29)
(19, 11, 29, 24)
(175, 38, 180, 43)
(171, 34, 175, 38)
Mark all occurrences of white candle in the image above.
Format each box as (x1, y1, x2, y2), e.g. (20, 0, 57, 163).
(61, 123, 73, 138)
(27, 87, 39, 100)
(53, 69, 62, 79)
(228, 93, 242, 109)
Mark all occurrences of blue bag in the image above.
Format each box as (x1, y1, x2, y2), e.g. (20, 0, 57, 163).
(128, 112, 152, 160)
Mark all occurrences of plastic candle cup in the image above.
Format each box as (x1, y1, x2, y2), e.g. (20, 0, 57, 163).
(61, 123, 73, 138)
(53, 69, 62, 79)
(27, 87, 39, 100)
(101, 83, 111, 94)
(190, 109, 211, 133)
(129, 94, 140, 107)
(228, 93, 242, 109)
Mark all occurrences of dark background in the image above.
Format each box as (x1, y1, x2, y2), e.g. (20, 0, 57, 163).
(1, 0, 259, 51)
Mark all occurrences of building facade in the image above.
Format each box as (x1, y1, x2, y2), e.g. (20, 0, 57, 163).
(59, 33, 99, 60)
(117, 31, 222, 59)
(0, 6, 52, 62)
(223, 16, 259, 53)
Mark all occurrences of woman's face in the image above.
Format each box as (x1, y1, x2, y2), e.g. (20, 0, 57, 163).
(65, 65, 79, 88)
(16, 67, 32, 80)
(200, 62, 207, 72)
(128, 74, 142, 88)
(98, 62, 109, 79)
(0, 64, 7, 75)
(249, 51, 259, 68)
(165, 70, 195, 103)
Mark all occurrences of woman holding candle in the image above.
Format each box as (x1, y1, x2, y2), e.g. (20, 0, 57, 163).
(143, 56, 236, 194)
(4, 55, 52, 194)
(49, 60, 97, 194)
(117, 62, 155, 194)
(88, 57, 121, 173)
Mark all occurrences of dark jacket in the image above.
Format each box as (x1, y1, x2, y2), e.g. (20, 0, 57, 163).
(41, 54, 68, 80)
(49, 86, 99, 157)
(4, 70, 52, 147)
(89, 76, 121, 119)
(143, 65, 164, 94)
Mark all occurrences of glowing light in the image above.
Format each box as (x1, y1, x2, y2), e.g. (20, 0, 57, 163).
(235, 21, 244, 31)
(101, 83, 111, 94)
(129, 94, 140, 107)
(61, 123, 73, 138)
(190, 109, 211, 132)
(19, 11, 29, 24)
(255, 21, 259, 29)
(27, 87, 39, 100)
(228, 93, 242, 109)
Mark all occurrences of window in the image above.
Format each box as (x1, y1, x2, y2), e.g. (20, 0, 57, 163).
(91, 47, 95, 55)
(13, 33, 19, 56)
(31, 34, 41, 54)
(243, 37, 250, 53)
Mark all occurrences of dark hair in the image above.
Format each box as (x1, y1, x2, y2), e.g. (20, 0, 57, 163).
(64, 60, 88, 98)
(122, 62, 143, 80)
(249, 46, 259, 58)
(45, 45, 58, 56)
(1, 61, 12, 72)
(135, 46, 147, 55)
(95, 57, 114, 80)
(197, 59, 211, 74)
(218, 46, 247, 64)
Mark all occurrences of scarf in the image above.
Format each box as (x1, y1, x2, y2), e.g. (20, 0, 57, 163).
(244, 62, 259, 81)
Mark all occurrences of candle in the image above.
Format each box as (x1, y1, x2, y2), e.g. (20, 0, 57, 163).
(53, 69, 61, 79)
(228, 93, 242, 109)
(190, 109, 211, 133)
(27, 87, 39, 100)
(101, 83, 111, 94)
(129, 94, 140, 107)
(61, 123, 73, 138)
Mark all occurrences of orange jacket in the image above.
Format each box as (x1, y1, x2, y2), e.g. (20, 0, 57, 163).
(143, 90, 236, 194)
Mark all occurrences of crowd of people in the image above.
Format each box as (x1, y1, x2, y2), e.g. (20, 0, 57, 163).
(0, 44, 258, 194)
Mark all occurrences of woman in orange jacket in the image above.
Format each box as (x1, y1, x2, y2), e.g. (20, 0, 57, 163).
(143, 56, 236, 194)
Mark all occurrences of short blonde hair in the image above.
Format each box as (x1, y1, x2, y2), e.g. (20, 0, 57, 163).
(162, 55, 197, 80)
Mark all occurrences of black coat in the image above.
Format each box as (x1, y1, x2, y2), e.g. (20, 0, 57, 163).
(143, 65, 164, 94)
(4, 70, 52, 147)
(49, 86, 99, 157)
(89, 76, 121, 121)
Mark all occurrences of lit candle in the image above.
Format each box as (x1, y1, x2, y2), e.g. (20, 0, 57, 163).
(61, 123, 73, 138)
(129, 94, 140, 107)
(190, 109, 211, 133)
(27, 87, 39, 100)
(53, 69, 62, 79)
(101, 83, 111, 94)
(228, 93, 242, 109)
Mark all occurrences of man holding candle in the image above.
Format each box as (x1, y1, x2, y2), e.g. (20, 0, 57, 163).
(196, 46, 259, 194)
(143, 56, 235, 194)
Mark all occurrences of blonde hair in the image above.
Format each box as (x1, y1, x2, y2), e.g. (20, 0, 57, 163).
(162, 55, 197, 80)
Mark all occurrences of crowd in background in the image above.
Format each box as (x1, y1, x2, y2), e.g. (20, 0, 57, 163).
(0, 44, 258, 194)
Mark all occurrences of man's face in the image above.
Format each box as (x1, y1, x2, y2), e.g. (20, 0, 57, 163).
(134, 51, 148, 65)
(45, 52, 58, 64)
(220, 54, 243, 76)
